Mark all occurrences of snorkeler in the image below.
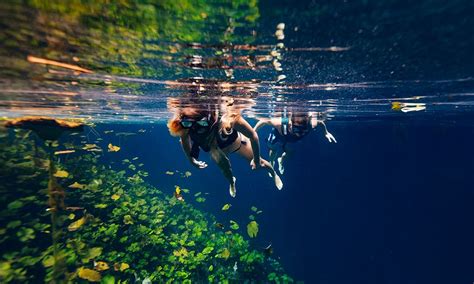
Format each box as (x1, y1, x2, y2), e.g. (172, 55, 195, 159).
(254, 111, 337, 175)
(168, 98, 283, 198)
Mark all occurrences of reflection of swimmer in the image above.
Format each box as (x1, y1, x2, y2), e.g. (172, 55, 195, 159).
(254, 111, 336, 175)
(168, 99, 283, 197)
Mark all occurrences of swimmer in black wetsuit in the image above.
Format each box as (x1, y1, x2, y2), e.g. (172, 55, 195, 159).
(168, 101, 283, 197)
(254, 111, 337, 175)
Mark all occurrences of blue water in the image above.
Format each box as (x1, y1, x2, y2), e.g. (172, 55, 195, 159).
(1, 0, 474, 282)
(91, 119, 474, 283)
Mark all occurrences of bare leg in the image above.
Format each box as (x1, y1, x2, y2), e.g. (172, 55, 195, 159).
(234, 137, 283, 190)
(210, 147, 237, 197)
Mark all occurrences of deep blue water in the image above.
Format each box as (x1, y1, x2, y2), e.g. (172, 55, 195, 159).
(1, 0, 474, 282)
(93, 118, 474, 283)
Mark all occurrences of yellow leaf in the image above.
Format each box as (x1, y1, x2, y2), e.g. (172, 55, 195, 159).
(175, 186, 181, 195)
(111, 194, 120, 201)
(173, 247, 188, 257)
(247, 221, 259, 238)
(120, 263, 129, 271)
(391, 102, 402, 110)
(94, 261, 109, 271)
(77, 267, 101, 282)
(107, 143, 120, 152)
(53, 170, 69, 178)
(68, 217, 86, 231)
(222, 204, 231, 211)
(221, 248, 230, 259)
(68, 182, 85, 189)
(54, 150, 76, 155)
(68, 213, 75, 220)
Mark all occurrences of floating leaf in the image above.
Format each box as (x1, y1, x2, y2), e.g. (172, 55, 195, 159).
(173, 247, 188, 257)
(54, 170, 69, 178)
(123, 215, 133, 225)
(256, 210, 263, 214)
(78, 267, 101, 282)
(119, 263, 129, 271)
(68, 213, 75, 220)
(249, 215, 255, 221)
(229, 220, 239, 230)
(68, 182, 85, 189)
(88, 247, 103, 259)
(111, 194, 120, 201)
(251, 206, 258, 212)
(7, 220, 21, 229)
(54, 150, 76, 155)
(101, 274, 115, 284)
(7, 200, 24, 210)
(165, 171, 174, 175)
(42, 255, 55, 268)
(222, 204, 231, 211)
(174, 186, 184, 202)
(184, 171, 192, 177)
(94, 203, 108, 209)
(208, 265, 213, 272)
(94, 261, 109, 271)
(247, 221, 259, 238)
(17, 227, 35, 242)
(194, 192, 202, 197)
(107, 143, 120, 152)
(68, 217, 86, 231)
(202, 246, 213, 254)
(196, 197, 206, 203)
(221, 248, 230, 259)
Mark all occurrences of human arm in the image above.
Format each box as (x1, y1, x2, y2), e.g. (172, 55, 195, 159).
(180, 133, 208, 168)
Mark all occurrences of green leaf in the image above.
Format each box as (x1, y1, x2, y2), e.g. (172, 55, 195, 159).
(251, 206, 258, 212)
(229, 220, 239, 230)
(101, 275, 115, 284)
(7, 220, 21, 229)
(7, 200, 24, 210)
(42, 255, 55, 268)
(247, 221, 259, 238)
(202, 247, 214, 254)
(221, 204, 231, 211)
(195, 197, 206, 203)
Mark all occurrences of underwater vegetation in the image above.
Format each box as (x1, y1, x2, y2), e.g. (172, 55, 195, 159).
(0, 121, 292, 283)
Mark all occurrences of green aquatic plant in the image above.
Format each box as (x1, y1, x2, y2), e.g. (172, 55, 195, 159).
(0, 127, 292, 282)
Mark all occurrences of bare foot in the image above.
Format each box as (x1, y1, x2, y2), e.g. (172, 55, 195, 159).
(273, 173, 283, 190)
(229, 177, 237, 198)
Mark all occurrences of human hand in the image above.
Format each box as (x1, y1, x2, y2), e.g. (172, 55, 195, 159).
(325, 130, 337, 143)
(250, 158, 264, 170)
(191, 158, 208, 169)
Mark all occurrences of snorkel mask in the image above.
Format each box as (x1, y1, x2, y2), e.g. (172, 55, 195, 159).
(180, 112, 217, 134)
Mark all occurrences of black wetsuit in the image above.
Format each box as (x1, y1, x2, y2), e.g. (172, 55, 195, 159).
(267, 123, 311, 150)
(189, 124, 240, 159)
